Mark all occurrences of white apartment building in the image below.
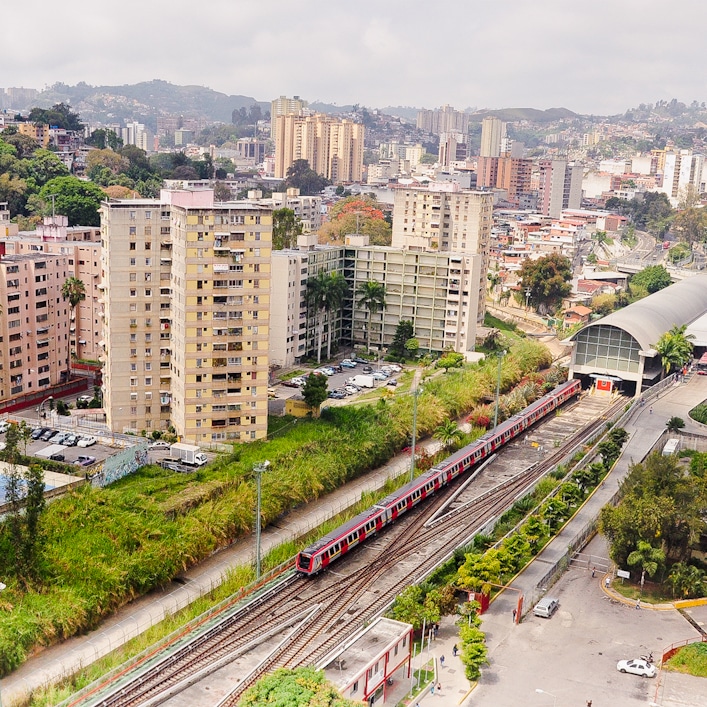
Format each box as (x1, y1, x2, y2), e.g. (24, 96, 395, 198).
(480, 116, 507, 158)
(660, 150, 704, 206)
(391, 186, 492, 322)
(259, 188, 322, 233)
(270, 237, 483, 366)
(100, 189, 271, 446)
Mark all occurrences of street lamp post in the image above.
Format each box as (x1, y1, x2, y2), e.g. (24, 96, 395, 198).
(37, 395, 54, 422)
(535, 688, 557, 707)
(493, 351, 506, 429)
(0, 580, 5, 707)
(525, 287, 532, 311)
(253, 460, 271, 581)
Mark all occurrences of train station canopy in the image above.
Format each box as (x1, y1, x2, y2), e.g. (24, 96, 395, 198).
(569, 273, 707, 386)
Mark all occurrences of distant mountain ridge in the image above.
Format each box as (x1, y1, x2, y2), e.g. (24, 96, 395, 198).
(33, 80, 269, 126)
(26, 81, 579, 127)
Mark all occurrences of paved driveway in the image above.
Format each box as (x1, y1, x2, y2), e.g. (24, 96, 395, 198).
(472, 537, 707, 707)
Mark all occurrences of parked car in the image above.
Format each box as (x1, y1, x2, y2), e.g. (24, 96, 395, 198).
(315, 368, 335, 376)
(616, 659, 657, 678)
(40, 429, 56, 441)
(0, 421, 9, 434)
(353, 356, 369, 364)
(49, 432, 68, 445)
(290, 377, 307, 387)
(371, 371, 389, 381)
(77, 436, 97, 447)
(281, 380, 300, 388)
(328, 391, 346, 399)
(385, 363, 402, 372)
(362, 365, 373, 373)
(533, 597, 559, 618)
(77, 395, 93, 404)
(344, 385, 360, 395)
(31, 427, 49, 440)
(63, 434, 79, 447)
(387, 379, 398, 386)
(75, 455, 97, 467)
(268, 387, 277, 398)
(149, 440, 171, 450)
(49, 453, 66, 462)
(340, 359, 357, 368)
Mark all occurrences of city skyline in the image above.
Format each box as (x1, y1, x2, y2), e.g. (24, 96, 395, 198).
(4, 0, 707, 116)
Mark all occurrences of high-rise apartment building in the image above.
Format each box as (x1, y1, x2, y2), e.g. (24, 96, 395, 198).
(538, 159, 583, 218)
(100, 189, 271, 446)
(479, 117, 507, 158)
(391, 186, 492, 322)
(660, 150, 704, 206)
(0, 248, 73, 402)
(438, 132, 467, 167)
(270, 95, 308, 131)
(477, 156, 533, 206)
(416, 105, 469, 136)
(273, 113, 365, 183)
(2, 216, 103, 363)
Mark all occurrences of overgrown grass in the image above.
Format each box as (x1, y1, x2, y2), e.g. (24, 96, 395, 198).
(0, 340, 555, 677)
(689, 401, 707, 425)
(664, 642, 707, 677)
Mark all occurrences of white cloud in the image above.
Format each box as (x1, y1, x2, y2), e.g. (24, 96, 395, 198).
(3, 0, 707, 114)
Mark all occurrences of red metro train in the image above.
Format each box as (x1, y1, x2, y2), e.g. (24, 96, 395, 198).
(295, 379, 581, 575)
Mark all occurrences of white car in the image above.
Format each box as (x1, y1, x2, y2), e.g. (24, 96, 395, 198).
(149, 440, 171, 450)
(77, 435, 97, 448)
(386, 364, 402, 372)
(0, 421, 9, 434)
(371, 371, 389, 381)
(616, 659, 657, 678)
(290, 377, 307, 386)
(344, 385, 360, 395)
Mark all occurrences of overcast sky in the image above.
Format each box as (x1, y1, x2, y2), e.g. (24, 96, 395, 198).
(4, 0, 706, 115)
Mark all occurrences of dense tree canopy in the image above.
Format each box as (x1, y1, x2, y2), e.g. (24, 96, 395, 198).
(240, 667, 359, 707)
(272, 207, 303, 249)
(285, 159, 330, 195)
(605, 192, 674, 237)
(630, 264, 671, 294)
(517, 253, 572, 315)
(37, 177, 106, 226)
(27, 103, 83, 131)
(319, 195, 392, 245)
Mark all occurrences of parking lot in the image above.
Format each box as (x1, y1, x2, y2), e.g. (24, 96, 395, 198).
(274, 358, 403, 402)
(472, 535, 707, 707)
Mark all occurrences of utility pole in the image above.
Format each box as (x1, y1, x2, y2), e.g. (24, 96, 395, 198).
(253, 460, 271, 580)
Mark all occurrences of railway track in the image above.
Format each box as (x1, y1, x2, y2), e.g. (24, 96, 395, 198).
(74, 394, 623, 707)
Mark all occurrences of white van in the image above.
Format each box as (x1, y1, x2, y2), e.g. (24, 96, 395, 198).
(534, 597, 559, 618)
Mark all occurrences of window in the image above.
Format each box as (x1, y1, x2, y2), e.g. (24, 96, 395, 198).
(145, 362, 152, 371)
(145, 272, 151, 281)
(145, 210, 152, 220)
(145, 303, 152, 311)
(145, 376, 152, 386)
(130, 289, 137, 297)
(129, 226, 137, 236)
(130, 242, 136, 250)
(145, 333, 152, 342)
(145, 288, 151, 297)
(145, 258, 151, 266)
(130, 377, 138, 387)
(129, 272, 137, 282)
(145, 242, 151, 250)
(130, 258, 136, 266)
(130, 333, 137, 342)
(131, 363, 137, 372)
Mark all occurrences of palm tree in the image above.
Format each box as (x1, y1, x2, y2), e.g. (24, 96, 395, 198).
(666, 416, 686, 433)
(356, 280, 386, 353)
(61, 276, 86, 379)
(306, 271, 349, 364)
(434, 419, 463, 451)
(324, 272, 349, 360)
(627, 540, 665, 590)
(654, 324, 695, 376)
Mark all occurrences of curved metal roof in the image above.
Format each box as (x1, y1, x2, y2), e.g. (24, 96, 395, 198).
(571, 273, 707, 350)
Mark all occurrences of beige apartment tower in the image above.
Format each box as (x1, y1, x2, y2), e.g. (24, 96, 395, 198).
(100, 190, 271, 447)
(274, 113, 365, 183)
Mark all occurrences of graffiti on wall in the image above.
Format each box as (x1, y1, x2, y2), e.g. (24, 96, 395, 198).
(92, 443, 149, 488)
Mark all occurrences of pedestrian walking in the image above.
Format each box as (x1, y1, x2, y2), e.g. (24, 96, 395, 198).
(635, 599, 641, 610)
(605, 576, 610, 589)
(453, 644, 458, 657)
(433, 623, 439, 637)
(440, 655, 445, 667)
(587, 700, 593, 707)
(592, 566, 596, 578)
(437, 682, 442, 694)
(512, 608, 517, 622)
(649, 406, 653, 414)
(431, 684, 435, 695)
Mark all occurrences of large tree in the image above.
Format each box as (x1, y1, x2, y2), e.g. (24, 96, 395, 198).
(272, 207, 303, 249)
(517, 253, 572, 315)
(319, 195, 392, 245)
(356, 280, 387, 352)
(284, 159, 330, 195)
(302, 372, 329, 411)
(27, 103, 83, 131)
(61, 276, 87, 377)
(630, 265, 672, 294)
(37, 177, 105, 226)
